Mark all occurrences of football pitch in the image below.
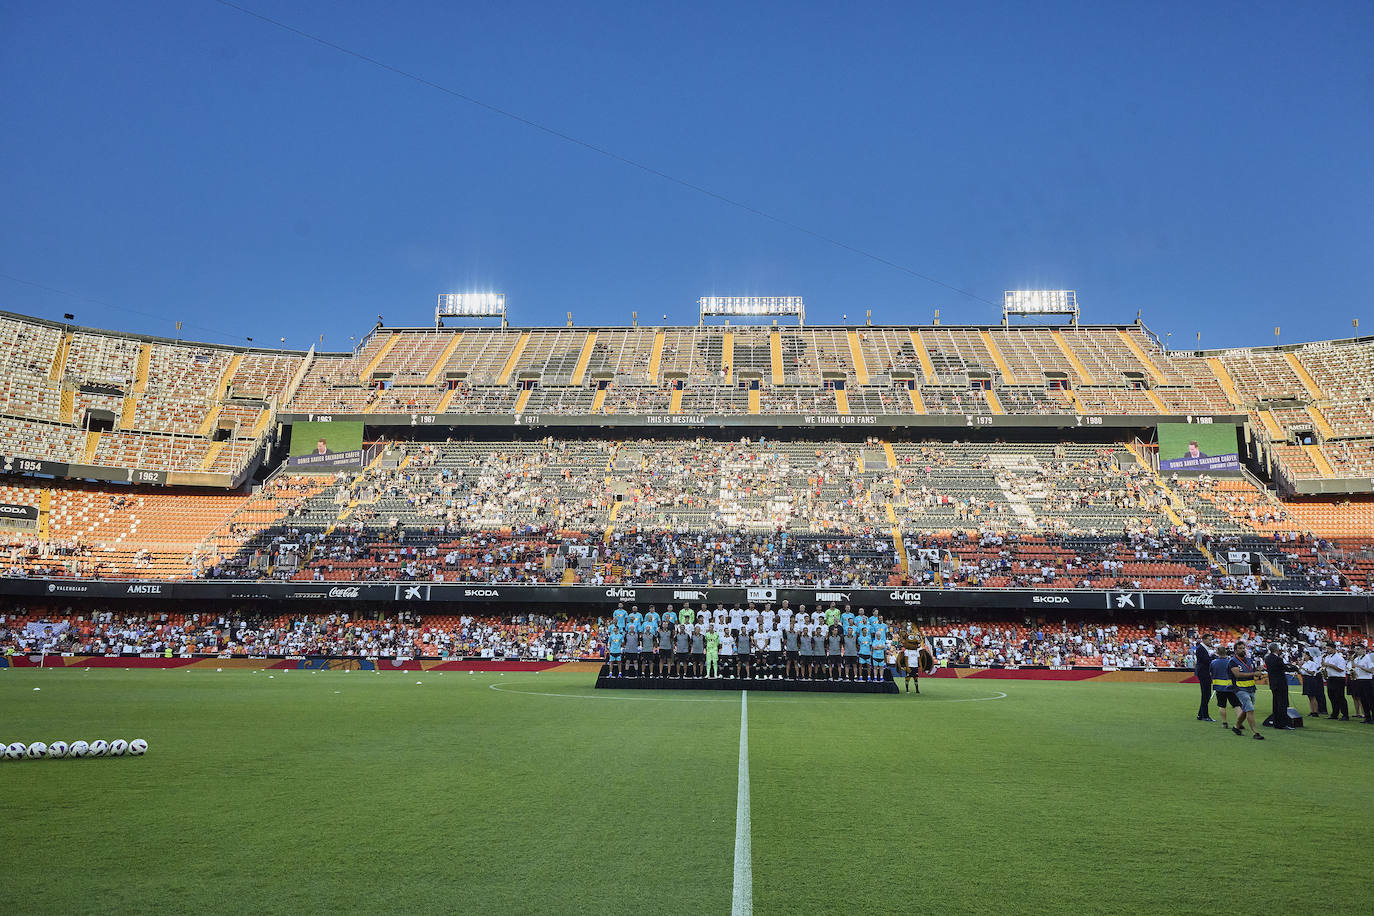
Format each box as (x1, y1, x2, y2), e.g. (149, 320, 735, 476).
(3, 667, 1370, 915)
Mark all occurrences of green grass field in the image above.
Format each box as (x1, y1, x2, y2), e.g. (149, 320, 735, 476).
(2, 667, 1371, 914)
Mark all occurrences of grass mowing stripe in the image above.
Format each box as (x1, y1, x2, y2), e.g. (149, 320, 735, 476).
(733, 691, 752, 916)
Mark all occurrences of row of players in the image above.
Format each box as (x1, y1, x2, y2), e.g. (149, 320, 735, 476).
(609, 603, 892, 641)
(606, 604, 894, 681)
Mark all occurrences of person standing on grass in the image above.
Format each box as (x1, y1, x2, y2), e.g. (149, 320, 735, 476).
(857, 628, 873, 682)
(826, 624, 843, 680)
(704, 626, 720, 679)
(1300, 648, 1326, 717)
(674, 625, 691, 679)
(1352, 643, 1374, 724)
(656, 620, 674, 677)
(784, 620, 801, 680)
(1263, 642, 1294, 730)
(752, 627, 768, 678)
(623, 622, 641, 678)
(735, 627, 752, 680)
(607, 626, 624, 678)
(690, 625, 706, 679)
(1322, 644, 1350, 720)
(1228, 641, 1267, 740)
(719, 625, 735, 679)
(1194, 634, 1216, 721)
(798, 625, 813, 679)
(1209, 649, 1237, 730)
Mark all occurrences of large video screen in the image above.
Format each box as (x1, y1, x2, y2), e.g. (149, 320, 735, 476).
(1158, 423, 1240, 472)
(286, 421, 365, 469)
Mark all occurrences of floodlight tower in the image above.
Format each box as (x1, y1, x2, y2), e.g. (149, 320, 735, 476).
(1002, 290, 1079, 326)
(436, 293, 508, 329)
(698, 296, 805, 326)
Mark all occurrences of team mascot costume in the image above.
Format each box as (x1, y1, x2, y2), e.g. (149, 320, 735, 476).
(896, 623, 937, 694)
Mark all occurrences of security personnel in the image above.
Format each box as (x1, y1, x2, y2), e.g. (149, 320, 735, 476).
(1228, 641, 1267, 739)
(1209, 651, 1237, 730)
(1194, 634, 1216, 721)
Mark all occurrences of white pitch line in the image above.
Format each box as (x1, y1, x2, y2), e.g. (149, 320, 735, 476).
(941, 690, 1008, 703)
(732, 691, 752, 916)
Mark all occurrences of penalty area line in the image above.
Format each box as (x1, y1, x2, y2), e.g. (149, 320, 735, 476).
(733, 691, 752, 916)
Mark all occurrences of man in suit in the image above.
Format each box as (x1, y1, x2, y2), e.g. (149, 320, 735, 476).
(1263, 642, 1295, 730)
(1194, 634, 1216, 721)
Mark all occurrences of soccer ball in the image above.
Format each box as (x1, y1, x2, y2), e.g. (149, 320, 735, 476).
(26, 742, 47, 759)
(128, 739, 148, 756)
(5, 742, 25, 760)
(47, 741, 69, 759)
(108, 739, 128, 757)
(69, 740, 90, 758)
(89, 740, 109, 757)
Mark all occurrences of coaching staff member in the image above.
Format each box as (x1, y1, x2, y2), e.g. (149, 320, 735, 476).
(1194, 634, 1216, 721)
(1264, 642, 1294, 730)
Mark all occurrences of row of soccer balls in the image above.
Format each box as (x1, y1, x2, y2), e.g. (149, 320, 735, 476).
(5, 739, 148, 760)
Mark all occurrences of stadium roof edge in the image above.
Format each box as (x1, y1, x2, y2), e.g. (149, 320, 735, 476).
(8, 306, 1374, 358)
(0, 309, 313, 357)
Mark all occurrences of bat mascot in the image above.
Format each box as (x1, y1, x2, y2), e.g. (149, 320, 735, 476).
(896, 623, 937, 694)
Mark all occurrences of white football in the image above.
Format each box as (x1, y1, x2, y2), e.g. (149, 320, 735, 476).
(108, 739, 128, 757)
(5, 742, 25, 760)
(89, 740, 109, 757)
(69, 740, 90, 758)
(26, 742, 47, 759)
(47, 741, 69, 759)
(128, 738, 148, 756)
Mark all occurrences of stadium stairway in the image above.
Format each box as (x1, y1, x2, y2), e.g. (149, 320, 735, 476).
(132, 342, 152, 394)
(358, 335, 398, 383)
(982, 389, 1003, 414)
(496, 333, 528, 385)
(669, 389, 683, 413)
(59, 389, 75, 424)
(1304, 443, 1336, 477)
(721, 330, 733, 383)
(1285, 352, 1325, 401)
(648, 331, 664, 382)
(49, 330, 72, 381)
(1118, 329, 1167, 384)
(1206, 357, 1240, 406)
(980, 330, 1015, 384)
(514, 388, 532, 413)
(83, 430, 101, 463)
(833, 389, 848, 414)
(907, 387, 926, 414)
(847, 330, 870, 385)
(770, 330, 784, 385)
(908, 330, 936, 383)
(882, 441, 897, 468)
(1052, 330, 1093, 384)
(424, 334, 463, 385)
(571, 331, 596, 386)
(1258, 410, 1285, 438)
(591, 387, 608, 413)
(1306, 406, 1336, 441)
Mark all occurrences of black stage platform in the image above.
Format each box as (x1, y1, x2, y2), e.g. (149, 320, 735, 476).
(595, 667, 899, 694)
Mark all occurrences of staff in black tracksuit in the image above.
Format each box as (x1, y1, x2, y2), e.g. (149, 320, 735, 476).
(1194, 636, 1216, 721)
(1264, 643, 1294, 729)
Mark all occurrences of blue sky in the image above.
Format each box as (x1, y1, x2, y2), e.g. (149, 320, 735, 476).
(2, 1, 1370, 351)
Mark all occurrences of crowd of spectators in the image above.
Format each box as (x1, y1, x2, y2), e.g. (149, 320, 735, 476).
(3, 604, 1362, 669)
